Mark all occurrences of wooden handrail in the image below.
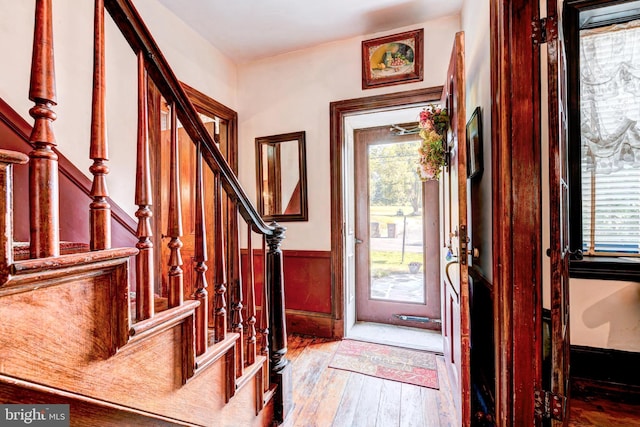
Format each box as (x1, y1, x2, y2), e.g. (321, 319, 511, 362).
(103, 0, 274, 237)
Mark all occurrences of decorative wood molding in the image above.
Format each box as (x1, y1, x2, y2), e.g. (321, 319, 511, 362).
(285, 309, 334, 338)
(0, 374, 197, 427)
(571, 345, 640, 392)
(330, 87, 443, 337)
(0, 96, 137, 237)
(491, 0, 543, 425)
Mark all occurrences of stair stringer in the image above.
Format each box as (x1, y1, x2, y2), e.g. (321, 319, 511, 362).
(0, 251, 274, 426)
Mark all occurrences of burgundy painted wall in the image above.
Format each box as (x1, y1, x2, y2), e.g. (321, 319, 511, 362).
(241, 249, 332, 314)
(0, 97, 137, 248)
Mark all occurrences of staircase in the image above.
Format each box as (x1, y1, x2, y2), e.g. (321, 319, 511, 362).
(0, 0, 291, 426)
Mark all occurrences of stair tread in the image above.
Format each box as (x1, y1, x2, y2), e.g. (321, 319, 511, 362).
(12, 241, 91, 260)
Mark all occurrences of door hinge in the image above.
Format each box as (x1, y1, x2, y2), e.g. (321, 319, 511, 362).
(534, 390, 566, 421)
(532, 16, 558, 44)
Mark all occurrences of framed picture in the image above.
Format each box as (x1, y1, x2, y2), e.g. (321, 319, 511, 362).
(466, 107, 483, 179)
(362, 29, 423, 90)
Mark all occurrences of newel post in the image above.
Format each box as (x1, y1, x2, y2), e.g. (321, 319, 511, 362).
(265, 222, 292, 423)
(0, 150, 29, 283)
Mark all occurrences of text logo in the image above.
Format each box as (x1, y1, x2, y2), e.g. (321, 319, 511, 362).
(1, 405, 69, 426)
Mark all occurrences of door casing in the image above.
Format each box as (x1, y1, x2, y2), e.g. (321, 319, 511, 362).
(330, 87, 443, 338)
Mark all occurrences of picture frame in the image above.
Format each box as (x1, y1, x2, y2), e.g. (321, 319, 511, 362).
(361, 29, 423, 90)
(466, 107, 483, 179)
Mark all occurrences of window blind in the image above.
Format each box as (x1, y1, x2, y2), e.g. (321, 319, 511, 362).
(581, 164, 640, 254)
(580, 21, 640, 256)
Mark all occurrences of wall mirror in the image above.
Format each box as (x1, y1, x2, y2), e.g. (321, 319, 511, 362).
(255, 131, 308, 222)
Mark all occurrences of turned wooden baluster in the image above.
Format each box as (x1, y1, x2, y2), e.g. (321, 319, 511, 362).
(167, 105, 183, 308)
(213, 172, 227, 343)
(232, 216, 245, 374)
(193, 142, 209, 355)
(260, 236, 270, 393)
(135, 51, 154, 321)
(29, 0, 60, 259)
(266, 222, 292, 422)
(245, 224, 257, 366)
(89, 0, 110, 251)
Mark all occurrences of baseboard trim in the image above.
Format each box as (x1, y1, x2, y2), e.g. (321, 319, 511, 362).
(571, 345, 640, 402)
(286, 309, 334, 338)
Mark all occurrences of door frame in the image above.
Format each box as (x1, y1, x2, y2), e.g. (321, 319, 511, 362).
(491, 0, 544, 425)
(329, 87, 443, 338)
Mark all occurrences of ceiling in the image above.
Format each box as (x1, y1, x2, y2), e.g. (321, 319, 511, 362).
(157, 0, 462, 64)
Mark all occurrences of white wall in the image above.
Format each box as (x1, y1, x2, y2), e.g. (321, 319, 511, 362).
(0, 0, 238, 217)
(237, 15, 461, 250)
(571, 279, 640, 351)
(461, 0, 492, 281)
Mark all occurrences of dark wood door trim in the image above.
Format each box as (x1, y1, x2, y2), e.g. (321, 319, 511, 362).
(329, 87, 443, 338)
(491, 0, 543, 425)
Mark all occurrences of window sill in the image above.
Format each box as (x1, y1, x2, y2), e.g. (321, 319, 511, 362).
(570, 256, 640, 282)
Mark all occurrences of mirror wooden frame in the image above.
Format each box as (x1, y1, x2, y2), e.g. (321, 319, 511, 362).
(255, 131, 308, 222)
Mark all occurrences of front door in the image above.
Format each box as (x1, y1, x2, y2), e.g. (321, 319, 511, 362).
(354, 125, 441, 328)
(440, 32, 471, 427)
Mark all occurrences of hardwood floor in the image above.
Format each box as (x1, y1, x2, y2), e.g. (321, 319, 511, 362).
(282, 335, 457, 427)
(568, 394, 640, 427)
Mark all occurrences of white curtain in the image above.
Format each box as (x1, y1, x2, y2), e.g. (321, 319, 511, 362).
(581, 20, 640, 173)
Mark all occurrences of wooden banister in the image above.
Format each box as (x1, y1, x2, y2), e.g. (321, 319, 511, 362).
(167, 105, 184, 308)
(103, 0, 273, 236)
(89, 0, 111, 251)
(28, 0, 60, 259)
(13, 0, 292, 421)
(135, 51, 154, 321)
(193, 142, 209, 356)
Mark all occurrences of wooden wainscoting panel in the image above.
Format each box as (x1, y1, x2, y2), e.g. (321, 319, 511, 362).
(286, 309, 334, 338)
(242, 249, 332, 315)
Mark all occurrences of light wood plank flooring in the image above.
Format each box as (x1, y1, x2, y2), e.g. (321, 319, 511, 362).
(282, 334, 640, 427)
(282, 335, 457, 427)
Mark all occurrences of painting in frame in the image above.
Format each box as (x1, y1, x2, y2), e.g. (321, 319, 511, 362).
(362, 29, 424, 90)
(466, 107, 483, 179)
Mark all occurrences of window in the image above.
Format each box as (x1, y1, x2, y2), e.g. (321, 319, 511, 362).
(566, 0, 640, 281)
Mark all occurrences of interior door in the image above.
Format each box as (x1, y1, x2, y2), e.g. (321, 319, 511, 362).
(546, 1, 571, 424)
(354, 126, 441, 328)
(440, 31, 470, 427)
